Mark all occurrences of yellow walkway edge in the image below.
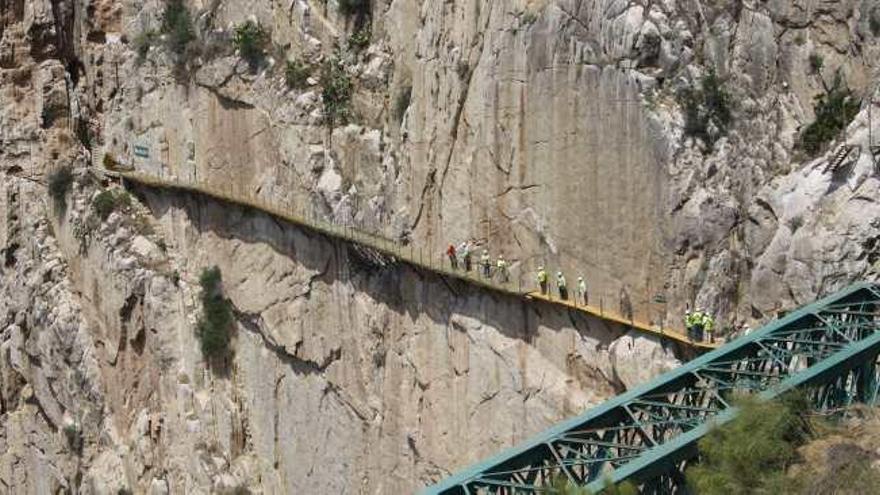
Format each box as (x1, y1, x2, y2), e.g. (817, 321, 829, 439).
(102, 168, 719, 350)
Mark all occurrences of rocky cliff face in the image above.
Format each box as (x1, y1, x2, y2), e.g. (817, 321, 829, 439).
(1, 0, 879, 492)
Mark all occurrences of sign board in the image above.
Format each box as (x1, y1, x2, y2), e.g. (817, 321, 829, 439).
(133, 144, 150, 158)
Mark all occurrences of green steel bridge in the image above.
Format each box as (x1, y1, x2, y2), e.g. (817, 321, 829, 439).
(424, 282, 880, 494)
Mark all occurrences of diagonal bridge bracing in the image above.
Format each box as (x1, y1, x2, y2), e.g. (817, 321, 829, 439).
(424, 282, 880, 494)
(98, 166, 717, 350)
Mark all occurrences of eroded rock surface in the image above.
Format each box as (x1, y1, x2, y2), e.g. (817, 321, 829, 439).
(1, 0, 879, 493)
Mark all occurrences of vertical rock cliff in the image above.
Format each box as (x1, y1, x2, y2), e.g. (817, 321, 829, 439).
(1, 0, 879, 492)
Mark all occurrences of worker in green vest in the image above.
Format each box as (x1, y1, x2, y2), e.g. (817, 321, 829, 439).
(577, 276, 588, 305)
(702, 312, 715, 343)
(692, 308, 705, 342)
(557, 272, 568, 300)
(481, 249, 491, 278)
(496, 255, 509, 283)
(684, 310, 694, 340)
(537, 266, 548, 295)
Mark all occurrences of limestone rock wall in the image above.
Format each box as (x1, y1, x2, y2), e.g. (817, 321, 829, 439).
(1, 0, 880, 493)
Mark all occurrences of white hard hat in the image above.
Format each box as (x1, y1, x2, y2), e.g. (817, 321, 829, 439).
(557, 271, 563, 276)
(578, 277, 583, 281)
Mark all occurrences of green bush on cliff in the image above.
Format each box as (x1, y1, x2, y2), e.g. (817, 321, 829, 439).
(798, 73, 860, 156)
(686, 393, 813, 494)
(321, 56, 354, 126)
(197, 266, 234, 361)
(233, 20, 269, 69)
(680, 69, 732, 152)
(92, 189, 132, 221)
(160, 0, 195, 56)
(285, 59, 311, 89)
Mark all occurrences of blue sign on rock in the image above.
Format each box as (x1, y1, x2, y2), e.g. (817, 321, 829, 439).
(133, 144, 150, 158)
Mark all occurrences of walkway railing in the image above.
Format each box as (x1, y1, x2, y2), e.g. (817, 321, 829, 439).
(95, 156, 717, 350)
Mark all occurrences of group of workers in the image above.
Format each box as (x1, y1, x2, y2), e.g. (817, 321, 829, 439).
(684, 309, 716, 343)
(446, 242, 718, 343)
(443, 243, 588, 306)
(536, 266, 588, 305)
(446, 242, 509, 282)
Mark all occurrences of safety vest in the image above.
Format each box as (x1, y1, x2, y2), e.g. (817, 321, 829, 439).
(689, 312, 703, 327)
(578, 280, 586, 293)
(497, 259, 507, 269)
(537, 271, 548, 283)
(557, 275, 567, 288)
(703, 314, 714, 332)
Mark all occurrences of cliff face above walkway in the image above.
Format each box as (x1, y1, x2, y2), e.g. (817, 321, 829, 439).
(1, 0, 879, 492)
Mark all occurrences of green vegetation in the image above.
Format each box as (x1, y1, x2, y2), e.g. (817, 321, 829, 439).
(92, 189, 132, 221)
(233, 20, 269, 69)
(522, 11, 538, 25)
(687, 393, 813, 494)
(196, 266, 234, 361)
(687, 394, 880, 495)
(48, 167, 75, 212)
(321, 57, 354, 125)
(809, 53, 824, 74)
(133, 29, 158, 62)
(798, 74, 860, 156)
(680, 69, 733, 151)
(348, 26, 371, 52)
(338, 0, 370, 17)
(285, 59, 311, 90)
(160, 0, 195, 56)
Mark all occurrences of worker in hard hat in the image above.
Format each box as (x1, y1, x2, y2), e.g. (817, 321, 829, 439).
(577, 276, 588, 305)
(693, 308, 705, 342)
(460, 241, 472, 272)
(557, 272, 568, 300)
(446, 244, 457, 269)
(480, 249, 491, 278)
(702, 312, 715, 343)
(496, 255, 509, 283)
(684, 310, 694, 340)
(537, 266, 548, 295)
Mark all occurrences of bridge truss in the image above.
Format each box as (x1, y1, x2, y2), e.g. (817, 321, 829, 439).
(425, 283, 880, 494)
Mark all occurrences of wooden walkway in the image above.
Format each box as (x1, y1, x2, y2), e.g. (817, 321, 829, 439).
(101, 167, 720, 350)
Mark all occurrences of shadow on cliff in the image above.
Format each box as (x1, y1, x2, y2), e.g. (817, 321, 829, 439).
(134, 185, 681, 361)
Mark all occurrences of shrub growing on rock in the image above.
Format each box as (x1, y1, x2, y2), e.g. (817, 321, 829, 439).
(348, 26, 371, 52)
(686, 393, 813, 494)
(321, 57, 354, 126)
(133, 29, 158, 62)
(809, 53, 824, 74)
(233, 20, 269, 69)
(92, 189, 132, 221)
(798, 73, 860, 156)
(197, 266, 234, 361)
(680, 69, 732, 152)
(160, 0, 194, 56)
(285, 59, 311, 89)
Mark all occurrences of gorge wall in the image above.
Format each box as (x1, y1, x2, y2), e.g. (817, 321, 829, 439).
(1, 0, 880, 492)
